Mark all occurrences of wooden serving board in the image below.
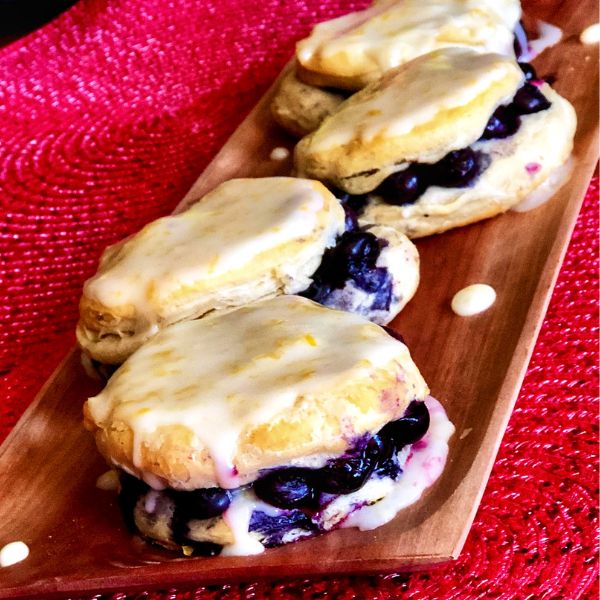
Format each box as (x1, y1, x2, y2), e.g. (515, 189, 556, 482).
(0, 1, 598, 597)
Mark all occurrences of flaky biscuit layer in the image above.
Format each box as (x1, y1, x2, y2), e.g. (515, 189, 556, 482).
(296, 0, 520, 90)
(294, 49, 523, 194)
(77, 178, 345, 364)
(359, 86, 577, 238)
(84, 296, 429, 490)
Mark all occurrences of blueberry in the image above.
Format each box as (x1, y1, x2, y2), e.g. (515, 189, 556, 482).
(249, 510, 316, 547)
(338, 231, 381, 267)
(481, 105, 521, 140)
(301, 280, 334, 303)
(345, 194, 370, 215)
(343, 205, 359, 232)
(117, 473, 149, 533)
(170, 487, 232, 520)
(329, 186, 369, 215)
(349, 265, 388, 293)
(370, 434, 403, 479)
(375, 165, 426, 205)
(253, 468, 316, 509)
(518, 62, 537, 81)
(513, 83, 551, 115)
(314, 441, 379, 494)
(379, 400, 430, 450)
(370, 277, 394, 311)
(431, 148, 489, 188)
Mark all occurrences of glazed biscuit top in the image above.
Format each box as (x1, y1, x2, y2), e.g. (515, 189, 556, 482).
(83, 178, 343, 316)
(296, 0, 521, 89)
(85, 296, 428, 489)
(294, 49, 524, 190)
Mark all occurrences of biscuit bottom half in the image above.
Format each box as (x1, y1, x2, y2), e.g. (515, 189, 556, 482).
(117, 396, 454, 557)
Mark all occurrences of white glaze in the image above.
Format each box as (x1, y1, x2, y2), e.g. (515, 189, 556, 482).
(84, 178, 335, 321)
(526, 20, 563, 60)
(269, 147, 290, 160)
(0, 541, 29, 568)
(221, 492, 265, 556)
(342, 396, 454, 530)
(96, 469, 120, 491)
(580, 23, 600, 44)
(511, 157, 573, 212)
(297, 0, 520, 84)
(451, 284, 496, 317)
(86, 296, 410, 489)
(309, 49, 521, 152)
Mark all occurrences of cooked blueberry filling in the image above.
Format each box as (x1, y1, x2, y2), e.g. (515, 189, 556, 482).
(118, 400, 430, 550)
(335, 80, 552, 212)
(248, 510, 316, 547)
(343, 203, 360, 232)
(314, 436, 381, 494)
(512, 83, 551, 115)
(301, 230, 394, 313)
(253, 468, 316, 509)
(518, 61, 538, 82)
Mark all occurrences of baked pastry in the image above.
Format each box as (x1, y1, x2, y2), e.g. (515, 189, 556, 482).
(271, 0, 522, 136)
(270, 68, 348, 138)
(295, 0, 521, 91)
(301, 223, 419, 326)
(294, 48, 577, 238)
(84, 295, 454, 556)
(77, 177, 420, 364)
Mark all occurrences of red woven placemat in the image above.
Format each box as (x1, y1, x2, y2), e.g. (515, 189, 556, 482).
(0, 1, 597, 598)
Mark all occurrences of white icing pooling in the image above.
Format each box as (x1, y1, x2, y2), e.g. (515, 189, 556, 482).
(451, 284, 496, 317)
(84, 178, 334, 320)
(96, 469, 120, 491)
(343, 396, 454, 530)
(221, 492, 265, 556)
(218, 396, 452, 553)
(0, 541, 29, 568)
(86, 296, 410, 489)
(524, 20, 563, 60)
(297, 0, 520, 85)
(269, 147, 290, 160)
(309, 49, 522, 152)
(511, 157, 573, 213)
(580, 24, 600, 44)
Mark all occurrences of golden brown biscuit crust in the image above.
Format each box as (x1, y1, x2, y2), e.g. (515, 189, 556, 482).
(271, 67, 347, 138)
(84, 297, 429, 489)
(358, 86, 577, 238)
(294, 50, 523, 195)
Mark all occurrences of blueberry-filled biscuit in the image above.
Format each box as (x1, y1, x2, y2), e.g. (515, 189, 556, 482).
(84, 296, 454, 556)
(271, 0, 522, 137)
(77, 177, 419, 364)
(294, 48, 576, 238)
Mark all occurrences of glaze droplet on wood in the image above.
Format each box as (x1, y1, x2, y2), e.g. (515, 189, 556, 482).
(451, 284, 496, 317)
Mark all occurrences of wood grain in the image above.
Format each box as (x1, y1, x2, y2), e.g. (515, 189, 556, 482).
(0, 1, 598, 597)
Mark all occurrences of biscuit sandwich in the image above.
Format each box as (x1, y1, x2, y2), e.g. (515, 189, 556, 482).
(84, 295, 454, 556)
(272, 0, 523, 137)
(293, 48, 576, 238)
(77, 177, 419, 365)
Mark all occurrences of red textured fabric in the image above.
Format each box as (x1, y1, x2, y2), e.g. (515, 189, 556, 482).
(0, 1, 597, 598)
